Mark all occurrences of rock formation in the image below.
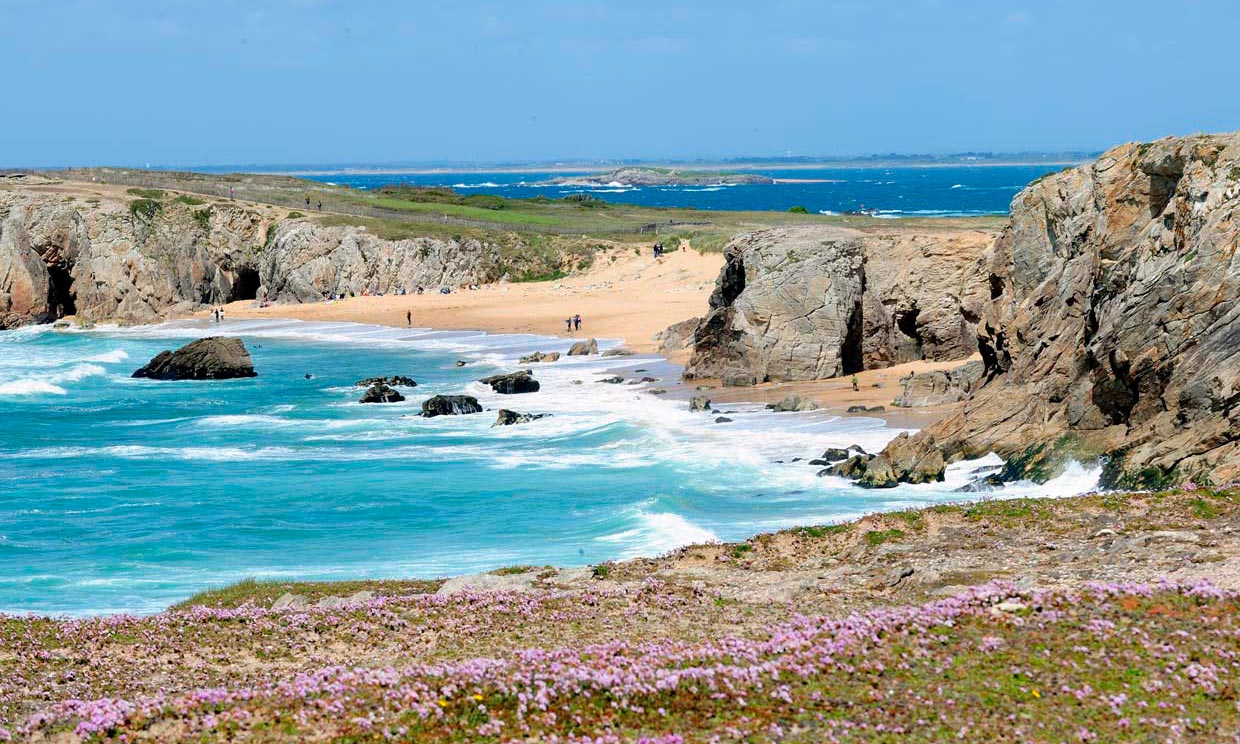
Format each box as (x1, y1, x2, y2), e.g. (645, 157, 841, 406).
(766, 395, 820, 412)
(519, 351, 560, 363)
(653, 317, 700, 352)
(493, 409, 551, 426)
(892, 360, 984, 408)
(683, 225, 993, 385)
(421, 394, 483, 418)
(355, 375, 417, 388)
(359, 382, 405, 403)
(0, 183, 578, 328)
(865, 132, 1240, 488)
(1, 190, 268, 328)
(131, 337, 257, 380)
(568, 338, 598, 356)
(478, 371, 540, 394)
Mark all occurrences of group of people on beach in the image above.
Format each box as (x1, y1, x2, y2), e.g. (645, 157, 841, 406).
(564, 314, 583, 332)
(210, 307, 226, 323)
(653, 242, 666, 257)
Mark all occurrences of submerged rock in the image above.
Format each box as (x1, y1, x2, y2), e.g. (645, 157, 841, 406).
(519, 351, 561, 364)
(766, 395, 820, 412)
(568, 338, 598, 356)
(355, 375, 417, 388)
(493, 409, 551, 426)
(359, 382, 405, 404)
(131, 337, 257, 380)
(421, 394, 483, 417)
(478, 371, 540, 394)
(689, 395, 711, 412)
(597, 376, 624, 384)
(601, 347, 634, 357)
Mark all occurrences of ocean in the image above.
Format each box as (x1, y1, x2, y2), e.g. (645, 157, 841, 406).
(298, 164, 1066, 217)
(0, 320, 1099, 616)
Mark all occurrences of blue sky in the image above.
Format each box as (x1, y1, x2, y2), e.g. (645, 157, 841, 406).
(2, 0, 1237, 166)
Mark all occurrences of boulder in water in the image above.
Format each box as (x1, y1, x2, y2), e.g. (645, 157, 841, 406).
(131, 337, 257, 380)
(421, 394, 483, 418)
(766, 395, 820, 412)
(478, 371, 540, 394)
(359, 382, 405, 404)
(355, 375, 417, 388)
(689, 395, 711, 412)
(519, 351, 560, 363)
(601, 347, 634, 357)
(493, 409, 551, 426)
(597, 375, 624, 384)
(568, 338, 598, 356)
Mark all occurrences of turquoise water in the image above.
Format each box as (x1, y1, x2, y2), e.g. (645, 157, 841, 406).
(298, 165, 1065, 217)
(0, 320, 1097, 616)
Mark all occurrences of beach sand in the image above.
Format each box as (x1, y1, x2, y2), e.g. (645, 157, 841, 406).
(214, 246, 721, 358)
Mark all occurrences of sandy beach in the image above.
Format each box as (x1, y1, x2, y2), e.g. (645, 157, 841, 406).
(214, 246, 723, 357)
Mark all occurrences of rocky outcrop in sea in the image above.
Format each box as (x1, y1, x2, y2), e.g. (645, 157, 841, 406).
(131, 337, 257, 380)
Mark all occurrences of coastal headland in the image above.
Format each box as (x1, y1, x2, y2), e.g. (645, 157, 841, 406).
(5, 132, 1240, 741)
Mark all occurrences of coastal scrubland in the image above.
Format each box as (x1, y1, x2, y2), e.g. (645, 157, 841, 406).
(7, 486, 1240, 742)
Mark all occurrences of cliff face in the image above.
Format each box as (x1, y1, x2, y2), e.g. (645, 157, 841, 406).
(682, 225, 993, 384)
(0, 189, 270, 328)
(0, 183, 559, 327)
(877, 133, 1240, 488)
(258, 222, 512, 302)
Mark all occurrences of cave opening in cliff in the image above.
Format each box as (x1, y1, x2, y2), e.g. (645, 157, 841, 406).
(46, 265, 76, 318)
(229, 267, 261, 302)
(895, 308, 924, 358)
(840, 304, 864, 375)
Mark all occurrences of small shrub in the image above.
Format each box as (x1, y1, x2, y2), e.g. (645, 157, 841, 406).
(128, 198, 161, 221)
(126, 187, 164, 199)
(192, 206, 213, 231)
(730, 543, 753, 559)
(173, 194, 205, 206)
(787, 205, 810, 214)
(285, 211, 305, 219)
(797, 524, 850, 539)
(864, 528, 905, 546)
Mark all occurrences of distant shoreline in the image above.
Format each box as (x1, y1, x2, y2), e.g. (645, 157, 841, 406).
(214, 160, 1085, 178)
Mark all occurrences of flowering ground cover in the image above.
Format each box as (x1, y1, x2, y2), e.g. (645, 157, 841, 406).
(5, 487, 1240, 742)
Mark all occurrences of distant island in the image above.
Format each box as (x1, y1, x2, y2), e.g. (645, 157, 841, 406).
(541, 167, 774, 187)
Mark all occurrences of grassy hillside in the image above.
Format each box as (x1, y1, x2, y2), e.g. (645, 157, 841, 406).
(7, 487, 1239, 742)
(43, 167, 1005, 253)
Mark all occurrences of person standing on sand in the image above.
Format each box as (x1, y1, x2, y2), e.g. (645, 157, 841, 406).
(573, 314, 582, 331)
(565, 317, 573, 333)
(406, 310, 412, 327)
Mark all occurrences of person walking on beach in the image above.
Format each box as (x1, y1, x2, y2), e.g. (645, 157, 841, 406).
(565, 317, 573, 333)
(573, 314, 582, 331)
(406, 310, 412, 327)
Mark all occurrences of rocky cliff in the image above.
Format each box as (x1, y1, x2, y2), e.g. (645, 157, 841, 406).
(0, 181, 568, 327)
(0, 185, 270, 328)
(258, 222, 512, 303)
(869, 132, 1240, 488)
(682, 224, 994, 384)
